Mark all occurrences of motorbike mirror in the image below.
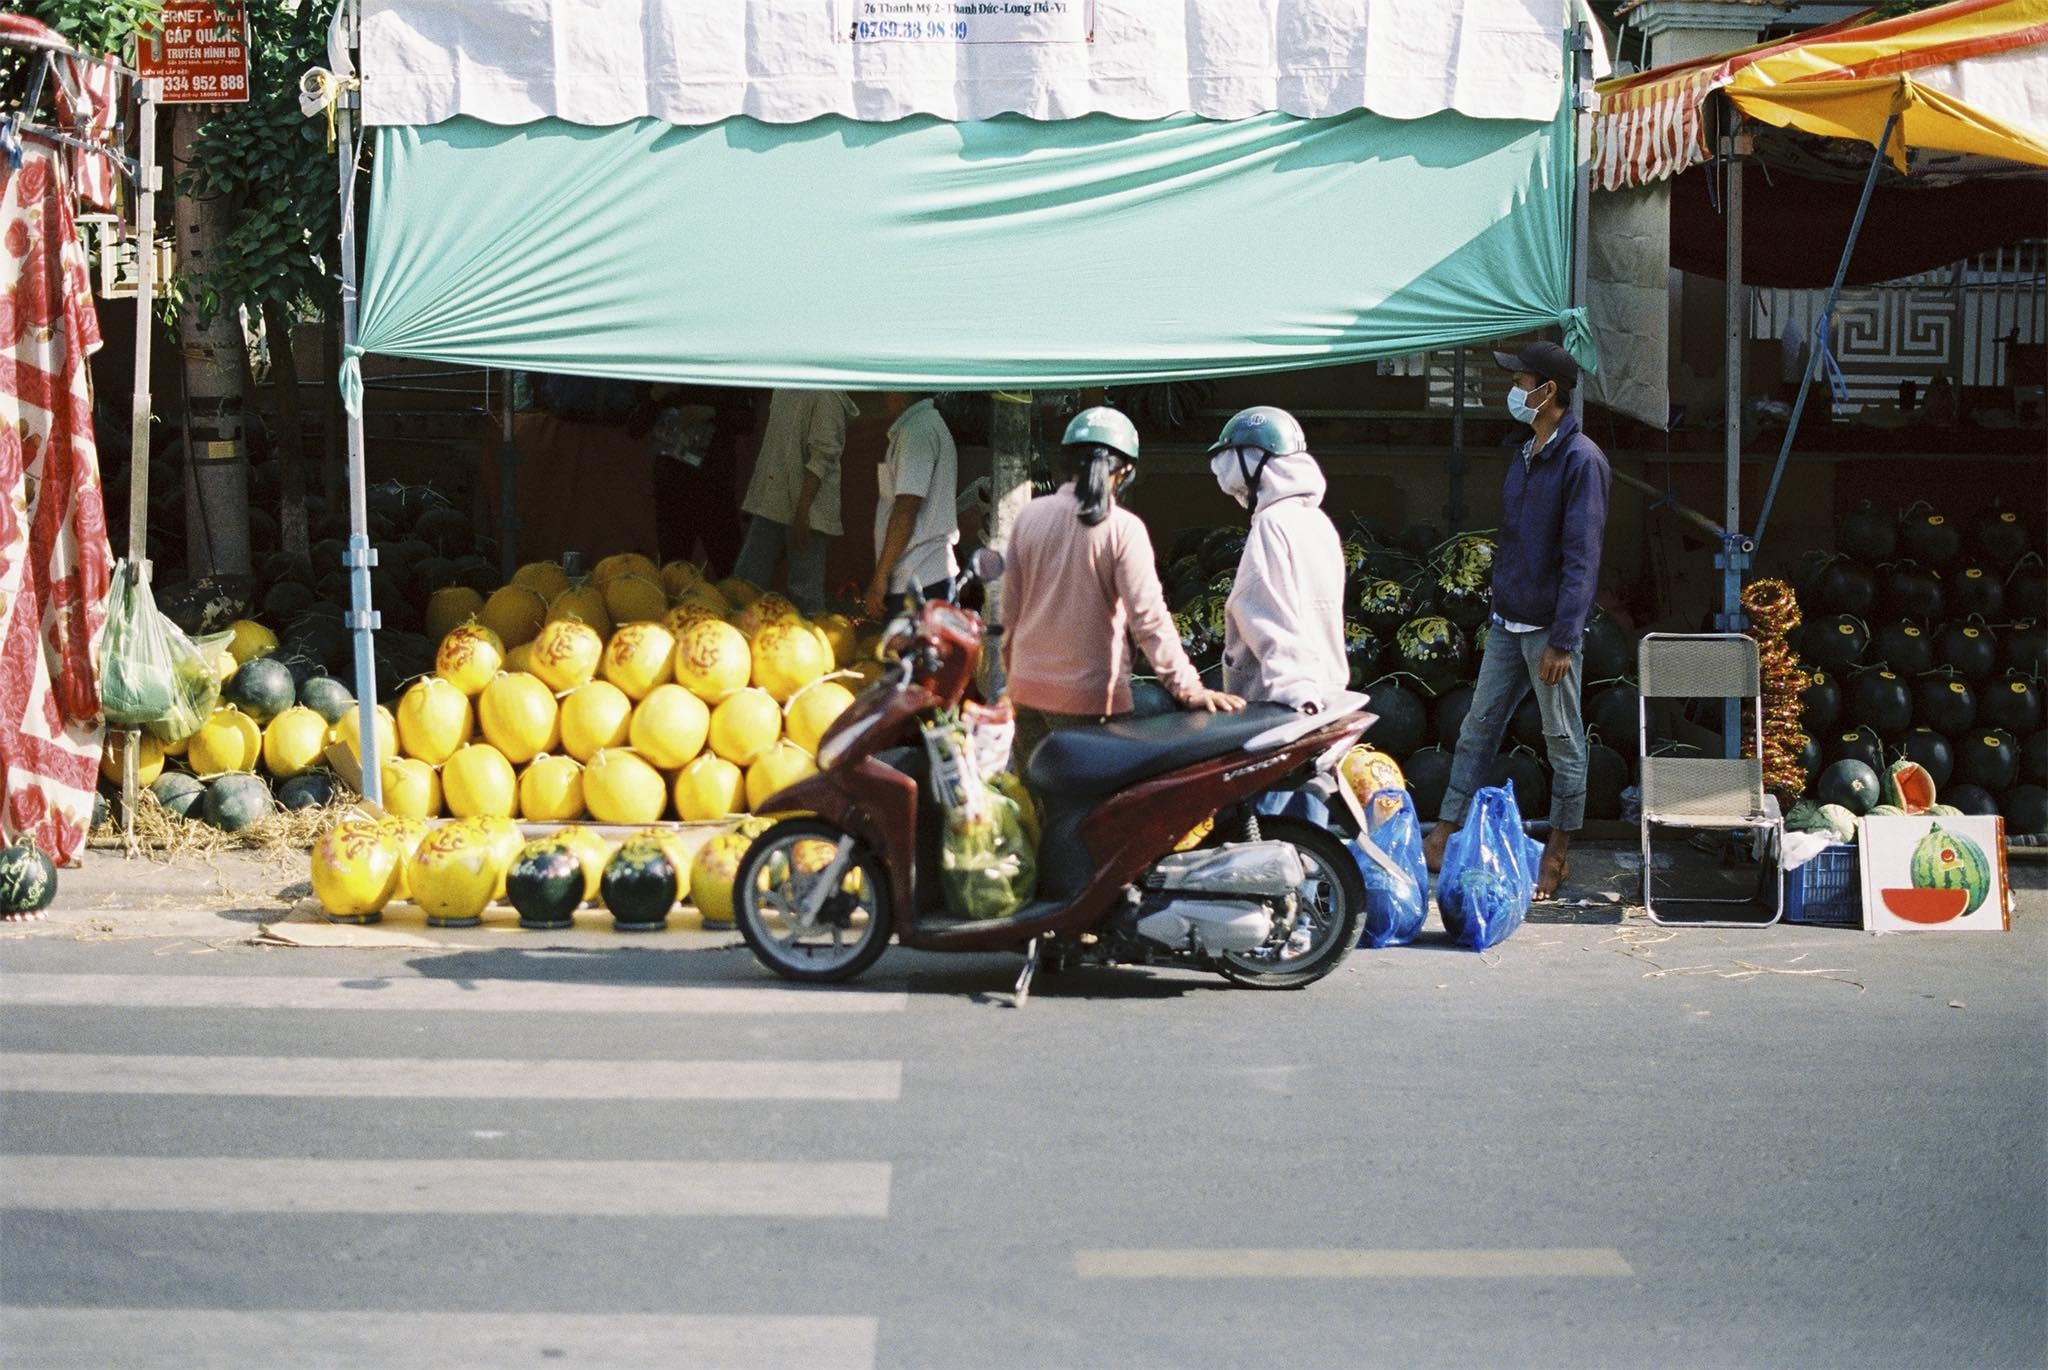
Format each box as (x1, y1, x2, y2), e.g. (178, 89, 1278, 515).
(969, 547, 1005, 583)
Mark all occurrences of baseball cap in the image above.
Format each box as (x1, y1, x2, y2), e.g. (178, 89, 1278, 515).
(1491, 340, 1581, 390)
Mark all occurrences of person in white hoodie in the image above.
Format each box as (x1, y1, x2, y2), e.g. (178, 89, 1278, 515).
(1207, 406, 1349, 713)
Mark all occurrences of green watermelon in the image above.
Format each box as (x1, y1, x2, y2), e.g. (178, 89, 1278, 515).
(1785, 799, 1827, 832)
(1880, 758, 1936, 815)
(1910, 822, 1993, 916)
(149, 771, 207, 820)
(224, 655, 296, 725)
(0, 839, 57, 916)
(507, 840, 585, 930)
(1869, 804, 1906, 817)
(202, 773, 274, 833)
(276, 772, 337, 811)
(1816, 759, 1882, 816)
(1817, 804, 1860, 844)
(1926, 803, 1964, 817)
(601, 838, 676, 931)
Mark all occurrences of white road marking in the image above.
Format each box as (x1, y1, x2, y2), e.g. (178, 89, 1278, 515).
(0, 1053, 903, 1101)
(2, 1156, 891, 1218)
(0, 973, 905, 1014)
(0, 1308, 878, 1370)
(1074, 1248, 1635, 1279)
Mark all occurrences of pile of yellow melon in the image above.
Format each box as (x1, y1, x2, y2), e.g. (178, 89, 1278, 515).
(377, 554, 872, 825)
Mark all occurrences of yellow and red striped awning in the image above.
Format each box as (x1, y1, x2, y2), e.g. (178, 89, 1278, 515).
(1593, 0, 2048, 190)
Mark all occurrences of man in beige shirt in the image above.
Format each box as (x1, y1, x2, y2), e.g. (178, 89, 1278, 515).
(733, 388, 857, 614)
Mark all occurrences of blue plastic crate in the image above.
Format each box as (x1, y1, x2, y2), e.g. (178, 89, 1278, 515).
(1784, 844, 1861, 925)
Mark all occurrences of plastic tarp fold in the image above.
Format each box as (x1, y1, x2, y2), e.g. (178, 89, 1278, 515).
(352, 103, 1588, 399)
(1583, 181, 1669, 430)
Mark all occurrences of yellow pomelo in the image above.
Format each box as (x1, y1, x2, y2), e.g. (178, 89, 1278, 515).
(378, 814, 430, 899)
(310, 822, 402, 920)
(397, 676, 473, 766)
(328, 703, 397, 770)
(848, 660, 886, 692)
(734, 593, 802, 640)
(673, 754, 744, 821)
(1340, 745, 1407, 803)
(594, 551, 660, 588)
(715, 577, 761, 610)
(503, 642, 535, 675)
(688, 830, 753, 926)
(677, 582, 730, 615)
(673, 620, 751, 704)
(708, 688, 782, 769)
(988, 771, 1042, 849)
(478, 671, 561, 764)
(659, 559, 704, 599)
(101, 732, 165, 787)
(546, 583, 613, 639)
(227, 619, 277, 665)
(583, 748, 668, 825)
(529, 617, 604, 695)
(425, 586, 486, 642)
(469, 814, 525, 900)
(160, 729, 190, 759)
(785, 680, 856, 756)
(750, 620, 831, 704)
(663, 600, 722, 638)
(551, 824, 612, 903)
(733, 815, 776, 840)
(380, 756, 441, 820)
(512, 560, 570, 603)
(603, 573, 669, 627)
(261, 706, 330, 779)
(813, 613, 859, 669)
(518, 753, 585, 822)
(435, 621, 505, 697)
(406, 823, 498, 924)
(559, 680, 633, 762)
(746, 740, 818, 812)
(600, 621, 676, 701)
(480, 584, 548, 649)
(212, 647, 239, 684)
(630, 684, 710, 771)
(441, 742, 517, 819)
(189, 707, 262, 776)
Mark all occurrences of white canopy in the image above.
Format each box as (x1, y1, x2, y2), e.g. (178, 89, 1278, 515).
(358, 0, 1607, 128)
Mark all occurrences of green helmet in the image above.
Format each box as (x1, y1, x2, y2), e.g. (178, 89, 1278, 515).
(1062, 406, 1140, 463)
(1208, 405, 1307, 457)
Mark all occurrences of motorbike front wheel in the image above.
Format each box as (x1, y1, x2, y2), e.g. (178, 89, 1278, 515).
(1215, 817, 1365, 990)
(732, 819, 894, 984)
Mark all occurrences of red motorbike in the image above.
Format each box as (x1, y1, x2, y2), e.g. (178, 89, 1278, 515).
(733, 550, 1377, 995)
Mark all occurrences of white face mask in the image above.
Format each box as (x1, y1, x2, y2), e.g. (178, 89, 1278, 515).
(1506, 382, 1549, 424)
(1210, 449, 1252, 509)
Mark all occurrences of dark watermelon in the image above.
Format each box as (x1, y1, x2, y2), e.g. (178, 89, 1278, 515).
(451, 556, 498, 596)
(1579, 610, 1629, 683)
(1403, 746, 1454, 821)
(0, 838, 57, 915)
(202, 774, 274, 833)
(1825, 726, 1886, 775)
(2008, 556, 2047, 620)
(1342, 624, 1385, 690)
(1936, 620, 1999, 682)
(1837, 499, 1896, 565)
(507, 840, 586, 930)
(1584, 743, 1629, 821)
(601, 838, 677, 931)
(1981, 672, 2043, 737)
(1811, 557, 1878, 617)
(149, 771, 207, 820)
(1879, 561, 1944, 623)
(414, 505, 473, 557)
(224, 656, 296, 725)
(1587, 683, 1642, 757)
(1800, 671, 1842, 736)
(262, 579, 318, 622)
(1360, 678, 1428, 759)
(1948, 566, 2004, 620)
(410, 556, 458, 597)
(1399, 523, 1442, 559)
(299, 675, 356, 726)
(1974, 506, 2031, 567)
(1942, 783, 1998, 816)
(2001, 784, 2048, 837)
(1915, 669, 1977, 735)
(1128, 678, 1177, 719)
(1846, 669, 1912, 738)
(1436, 579, 1491, 633)
(1393, 616, 1469, 697)
(1805, 615, 1869, 672)
(1485, 751, 1548, 817)
(1433, 683, 1477, 751)
(2007, 620, 2048, 678)
(1816, 759, 1882, 816)
(1796, 733, 1824, 784)
(2025, 730, 2048, 787)
(1871, 621, 1934, 677)
(276, 772, 337, 812)
(310, 537, 347, 572)
(1897, 728, 1956, 790)
(1899, 503, 1962, 568)
(1954, 730, 2018, 793)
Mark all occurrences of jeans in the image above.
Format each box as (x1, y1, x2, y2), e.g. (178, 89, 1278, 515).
(731, 515, 831, 615)
(1441, 623, 1587, 832)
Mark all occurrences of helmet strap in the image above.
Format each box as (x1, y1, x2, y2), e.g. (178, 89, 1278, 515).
(1236, 448, 1274, 509)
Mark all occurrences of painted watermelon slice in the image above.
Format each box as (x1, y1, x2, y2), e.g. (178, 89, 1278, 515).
(1880, 886, 1970, 925)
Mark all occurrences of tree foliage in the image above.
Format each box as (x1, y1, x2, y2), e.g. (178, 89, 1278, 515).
(29, 0, 162, 56)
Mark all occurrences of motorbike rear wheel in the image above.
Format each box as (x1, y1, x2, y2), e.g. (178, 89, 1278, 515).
(732, 818, 894, 984)
(1216, 817, 1364, 990)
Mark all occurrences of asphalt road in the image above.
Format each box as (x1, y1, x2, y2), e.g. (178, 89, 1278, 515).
(2, 859, 2043, 1370)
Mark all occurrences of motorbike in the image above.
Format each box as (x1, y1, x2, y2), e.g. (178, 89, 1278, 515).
(732, 549, 1377, 997)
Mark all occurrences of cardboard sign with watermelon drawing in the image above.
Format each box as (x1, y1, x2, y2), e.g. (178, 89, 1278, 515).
(1858, 814, 2011, 934)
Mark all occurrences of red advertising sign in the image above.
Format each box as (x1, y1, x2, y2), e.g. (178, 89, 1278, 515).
(138, 2, 250, 104)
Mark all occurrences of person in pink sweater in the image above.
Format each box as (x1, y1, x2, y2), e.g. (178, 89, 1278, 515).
(1001, 408, 1243, 773)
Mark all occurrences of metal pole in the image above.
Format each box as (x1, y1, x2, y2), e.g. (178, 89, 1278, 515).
(335, 0, 381, 805)
(1752, 111, 1899, 551)
(1569, 21, 1593, 425)
(1446, 349, 1466, 530)
(498, 368, 518, 581)
(121, 79, 161, 848)
(1720, 130, 1745, 756)
(980, 390, 1034, 699)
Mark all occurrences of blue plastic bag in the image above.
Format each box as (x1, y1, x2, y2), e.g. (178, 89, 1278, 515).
(1436, 780, 1544, 951)
(1351, 788, 1429, 948)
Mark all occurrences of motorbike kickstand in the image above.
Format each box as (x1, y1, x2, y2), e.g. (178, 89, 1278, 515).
(1013, 937, 1040, 1008)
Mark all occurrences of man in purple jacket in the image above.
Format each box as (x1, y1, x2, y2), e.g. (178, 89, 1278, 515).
(1424, 341, 1610, 899)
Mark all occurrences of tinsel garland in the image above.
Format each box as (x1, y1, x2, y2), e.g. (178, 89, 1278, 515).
(1743, 578, 1813, 800)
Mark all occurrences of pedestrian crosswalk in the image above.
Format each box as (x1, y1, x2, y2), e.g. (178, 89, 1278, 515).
(0, 967, 900, 1370)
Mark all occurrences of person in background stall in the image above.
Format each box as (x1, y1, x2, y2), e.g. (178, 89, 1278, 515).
(644, 385, 754, 576)
(863, 392, 960, 620)
(732, 388, 857, 614)
(1001, 408, 1244, 773)
(1423, 341, 1609, 900)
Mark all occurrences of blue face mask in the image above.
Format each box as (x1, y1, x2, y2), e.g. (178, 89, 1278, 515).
(1506, 382, 1550, 424)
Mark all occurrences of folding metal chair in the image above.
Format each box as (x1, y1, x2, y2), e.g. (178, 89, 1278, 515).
(1637, 633, 1783, 926)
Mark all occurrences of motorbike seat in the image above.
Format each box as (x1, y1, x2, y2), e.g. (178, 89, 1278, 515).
(1026, 704, 1294, 798)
